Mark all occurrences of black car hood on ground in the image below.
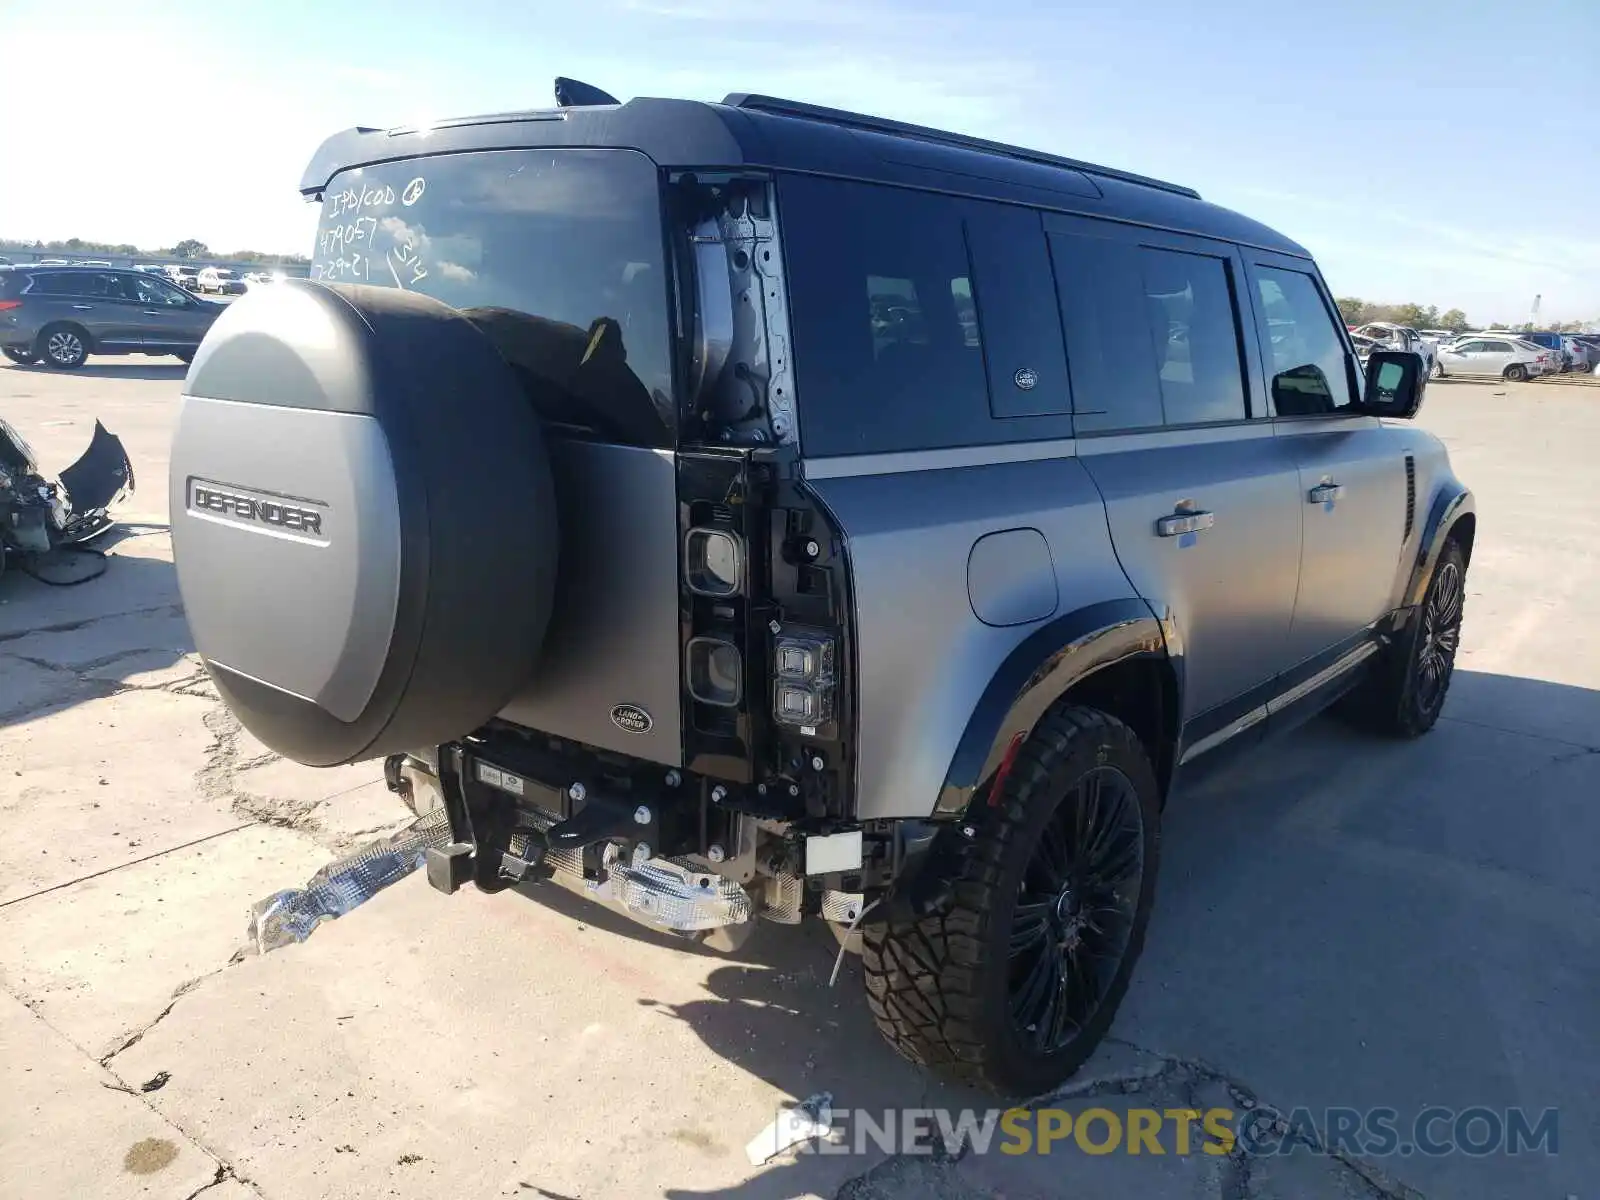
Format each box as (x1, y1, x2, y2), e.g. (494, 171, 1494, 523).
(0, 417, 134, 558)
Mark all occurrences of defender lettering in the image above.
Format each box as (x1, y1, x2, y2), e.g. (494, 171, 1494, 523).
(190, 484, 323, 535)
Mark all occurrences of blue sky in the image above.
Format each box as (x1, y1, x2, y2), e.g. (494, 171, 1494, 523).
(2, 0, 1595, 323)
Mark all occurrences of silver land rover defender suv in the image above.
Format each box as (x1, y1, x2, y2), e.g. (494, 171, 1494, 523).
(168, 81, 1474, 1095)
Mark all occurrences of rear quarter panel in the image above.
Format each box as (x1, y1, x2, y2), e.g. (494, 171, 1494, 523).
(807, 453, 1137, 820)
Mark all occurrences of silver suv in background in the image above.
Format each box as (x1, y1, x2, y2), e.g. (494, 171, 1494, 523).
(165, 84, 1474, 1096)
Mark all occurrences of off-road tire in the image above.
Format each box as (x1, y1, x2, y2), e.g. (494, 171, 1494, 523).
(861, 705, 1161, 1096)
(1345, 537, 1467, 738)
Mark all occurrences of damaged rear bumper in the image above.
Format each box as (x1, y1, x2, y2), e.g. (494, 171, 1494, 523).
(401, 747, 760, 944)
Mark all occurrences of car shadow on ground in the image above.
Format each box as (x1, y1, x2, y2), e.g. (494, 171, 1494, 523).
(3, 360, 188, 380)
(0, 545, 193, 728)
(511, 669, 1600, 1199)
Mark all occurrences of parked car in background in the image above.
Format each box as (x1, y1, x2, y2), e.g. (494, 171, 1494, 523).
(1559, 336, 1592, 373)
(167, 266, 201, 291)
(1433, 335, 1549, 381)
(72, 259, 113, 267)
(1418, 329, 1458, 348)
(1519, 331, 1573, 372)
(241, 269, 287, 290)
(197, 267, 246, 295)
(1350, 333, 1383, 365)
(1352, 322, 1437, 376)
(0, 265, 224, 368)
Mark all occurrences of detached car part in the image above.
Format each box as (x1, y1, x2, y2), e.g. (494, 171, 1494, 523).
(0, 416, 133, 578)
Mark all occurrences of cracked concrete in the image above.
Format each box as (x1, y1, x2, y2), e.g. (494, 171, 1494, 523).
(4, 353, 1598, 1199)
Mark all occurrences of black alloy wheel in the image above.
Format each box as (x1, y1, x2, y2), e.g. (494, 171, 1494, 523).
(1008, 764, 1146, 1054)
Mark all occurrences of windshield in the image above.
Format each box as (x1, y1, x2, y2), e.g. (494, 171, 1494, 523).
(310, 148, 675, 446)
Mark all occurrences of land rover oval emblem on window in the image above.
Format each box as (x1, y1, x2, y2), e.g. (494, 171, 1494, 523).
(611, 703, 653, 734)
(1014, 367, 1038, 391)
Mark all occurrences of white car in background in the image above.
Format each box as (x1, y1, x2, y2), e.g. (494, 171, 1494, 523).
(1561, 336, 1592, 373)
(197, 267, 246, 295)
(1433, 336, 1551, 381)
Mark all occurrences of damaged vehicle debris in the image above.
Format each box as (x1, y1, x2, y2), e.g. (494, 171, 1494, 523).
(169, 81, 1473, 1095)
(0, 416, 133, 583)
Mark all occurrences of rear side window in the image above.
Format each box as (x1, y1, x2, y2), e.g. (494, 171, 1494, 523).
(1139, 249, 1248, 425)
(1250, 267, 1358, 416)
(781, 176, 990, 456)
(1048, 227, 1249, 432)
(31, 273, 77, 295)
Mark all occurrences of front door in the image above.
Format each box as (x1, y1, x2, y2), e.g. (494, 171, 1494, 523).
(123, 272, 208, 350)
(1438, 338, 1509, 378)
(1242, 255, 1410, 666)
(1046, 216, 1303, 722)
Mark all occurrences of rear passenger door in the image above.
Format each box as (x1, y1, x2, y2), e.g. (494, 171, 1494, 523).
(1241, 253, 1408, 668)
(1047, 214, 1303, 728)
(43, 271, 144, 349)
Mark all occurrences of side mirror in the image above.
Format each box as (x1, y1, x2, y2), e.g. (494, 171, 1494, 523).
(1362, 350, 1424, 418)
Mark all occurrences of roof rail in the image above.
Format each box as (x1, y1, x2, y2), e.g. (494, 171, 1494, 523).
(721, 93, 1200, 199)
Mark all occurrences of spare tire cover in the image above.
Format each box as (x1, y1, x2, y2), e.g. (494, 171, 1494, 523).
(170, 281, 558, 766)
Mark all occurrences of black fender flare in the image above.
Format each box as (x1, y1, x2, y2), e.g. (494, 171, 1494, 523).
(932, 597, 1178, 819)
(1398, 483, 1475, 621)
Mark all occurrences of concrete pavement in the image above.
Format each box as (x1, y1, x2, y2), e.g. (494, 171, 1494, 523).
(1, 360, 1595, 1199)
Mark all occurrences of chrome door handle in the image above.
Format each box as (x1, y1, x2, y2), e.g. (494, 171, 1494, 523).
(1308, 483, 1345, 504)
(1155, 510, 1216, 537)
(71, 304, 94, 311)
(142, 310, 163, 316)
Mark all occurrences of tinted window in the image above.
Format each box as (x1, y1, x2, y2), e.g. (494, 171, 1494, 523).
(67, 272, 127, 298)
(1453, 341, 1485, 353)
(781, 176, 990, 456)
(1486, 341, 1514, 352)
(1049, 232, 1164, 431)
(1139, 248, 1248, 425)
(312, 148, 674, 447)
(1049, 230, 1247, 431)
(34, 270, 125, 298)
(129, 274, 190, 306)
(1252, 267, 1358, 416)
(31, 273, 78, 295)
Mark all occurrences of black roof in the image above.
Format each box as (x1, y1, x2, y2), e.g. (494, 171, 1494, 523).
(299, 92, 1309, 257)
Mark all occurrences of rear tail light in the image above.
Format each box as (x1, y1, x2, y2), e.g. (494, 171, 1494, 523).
(772, 626, 837, 733)
(0, 300, 21, 311)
